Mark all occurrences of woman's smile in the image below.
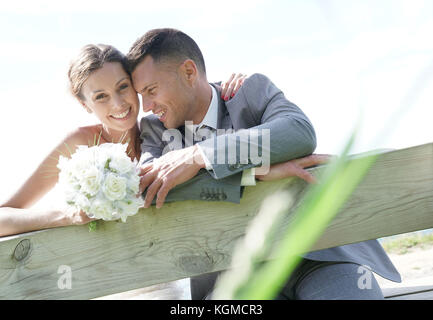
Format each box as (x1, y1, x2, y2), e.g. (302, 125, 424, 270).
(110, 106, 132, 120)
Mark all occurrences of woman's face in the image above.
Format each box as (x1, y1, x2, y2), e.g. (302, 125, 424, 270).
(80, 62, 139, 132)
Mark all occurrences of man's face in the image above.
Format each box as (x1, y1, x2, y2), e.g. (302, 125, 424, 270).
(131, 56, 193, 129)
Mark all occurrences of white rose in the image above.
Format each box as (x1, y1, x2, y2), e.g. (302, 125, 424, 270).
(63, 185, 77, 204)
(126, 172, 141, 194)
(117, 197, 143, 216)
(79, 166, 102, 196)
(72, 154, 94, 180)
(100, 142, 127, 156)
(89, 198, 114, 220)
(75, 193, 91, 212)
(94, 146, 110, 170)
(57, 156, 77, 186)
(109, 155, 134, 175)
(102, 173, 127, 201)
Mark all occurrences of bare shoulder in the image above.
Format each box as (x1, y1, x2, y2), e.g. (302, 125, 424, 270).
(64, 124, 103, 147)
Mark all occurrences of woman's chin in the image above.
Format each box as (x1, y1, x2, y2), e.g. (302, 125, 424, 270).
(104, 118, 137, 134)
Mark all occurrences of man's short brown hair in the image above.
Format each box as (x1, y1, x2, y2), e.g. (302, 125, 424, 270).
(127, 28, 206, 75)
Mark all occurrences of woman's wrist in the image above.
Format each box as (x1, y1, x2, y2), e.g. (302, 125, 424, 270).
(45, 209, 73, 228)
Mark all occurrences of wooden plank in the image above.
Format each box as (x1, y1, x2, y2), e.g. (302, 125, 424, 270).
(385, 289, 433, 300)
(383, 285, 433, 298)
(93, 279, 190, 300)
(381, 275, 433, 299)
(310, 142, 433, 250)
(0, 142, 432, 299)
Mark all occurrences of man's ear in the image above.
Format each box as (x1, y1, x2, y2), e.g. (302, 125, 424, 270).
(179, 59, 198, 85)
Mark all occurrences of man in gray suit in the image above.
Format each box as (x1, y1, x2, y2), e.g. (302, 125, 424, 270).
(126, 28, 401, 299)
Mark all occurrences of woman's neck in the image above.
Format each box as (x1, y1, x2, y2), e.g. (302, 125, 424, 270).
(99, 122, 141, 161)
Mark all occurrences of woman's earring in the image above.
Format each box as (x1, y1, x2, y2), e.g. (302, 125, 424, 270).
(80, 100, 92, 114)
(82, 105, 92, 113)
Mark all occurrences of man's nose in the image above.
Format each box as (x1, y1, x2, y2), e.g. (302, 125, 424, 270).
(141, 95, 154, 112)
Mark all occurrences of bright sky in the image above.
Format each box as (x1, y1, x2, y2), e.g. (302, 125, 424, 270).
(1, 0, 432, 205)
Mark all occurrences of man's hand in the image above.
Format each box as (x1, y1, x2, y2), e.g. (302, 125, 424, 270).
(138, 145, 206, 209)
(255, 154, 334, 183)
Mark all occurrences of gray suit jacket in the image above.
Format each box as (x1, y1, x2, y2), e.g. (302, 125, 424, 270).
(138, 73, 401, 292)
(139, 73, 317, 203)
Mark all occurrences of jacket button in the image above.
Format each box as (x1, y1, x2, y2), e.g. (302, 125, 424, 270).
(228, 163, 241, 171)
(219, 193, 227, 201)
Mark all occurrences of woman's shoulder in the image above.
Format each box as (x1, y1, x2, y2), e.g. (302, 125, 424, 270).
(63, 124, 103, 146)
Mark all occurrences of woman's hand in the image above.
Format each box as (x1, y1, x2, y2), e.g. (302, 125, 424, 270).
(221, 73, 247, 101)
(65, 209, 96, 226)
(255, 154, 334, 183)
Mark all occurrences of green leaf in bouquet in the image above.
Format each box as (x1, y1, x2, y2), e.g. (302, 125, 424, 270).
(88, 221, 98, 232)
(105, 158, 111, 169)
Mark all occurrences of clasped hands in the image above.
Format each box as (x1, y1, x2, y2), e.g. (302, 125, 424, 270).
(137, 144, 333, 209)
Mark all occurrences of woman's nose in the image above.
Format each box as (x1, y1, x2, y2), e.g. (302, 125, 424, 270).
(112, 94, 125, 110)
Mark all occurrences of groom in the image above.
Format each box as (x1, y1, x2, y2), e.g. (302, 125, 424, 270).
(126, 28, 401, 299)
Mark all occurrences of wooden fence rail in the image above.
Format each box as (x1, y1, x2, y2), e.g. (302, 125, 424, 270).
(1, 142, 432, 299)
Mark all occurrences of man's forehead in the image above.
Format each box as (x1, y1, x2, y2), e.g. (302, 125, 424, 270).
(132, 57, 158, 89)
(132, 56, 178, 90)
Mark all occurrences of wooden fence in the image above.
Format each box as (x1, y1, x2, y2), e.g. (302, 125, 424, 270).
(1, 142, 432, 299)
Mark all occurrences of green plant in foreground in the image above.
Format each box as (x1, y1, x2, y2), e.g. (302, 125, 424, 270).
(213, 129, 379, 300)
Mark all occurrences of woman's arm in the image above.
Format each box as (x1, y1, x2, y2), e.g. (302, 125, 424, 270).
(0, 207, 92, 237)
(0, 127, 95, 237)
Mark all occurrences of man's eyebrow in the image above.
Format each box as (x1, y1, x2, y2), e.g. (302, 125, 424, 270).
(116, 77, 129, 85)
(138, 82, 157, 93)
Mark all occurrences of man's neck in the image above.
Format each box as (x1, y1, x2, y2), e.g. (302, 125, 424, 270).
(191, 81, 212, 125)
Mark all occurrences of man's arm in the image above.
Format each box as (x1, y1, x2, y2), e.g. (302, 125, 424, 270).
(138, 74, 318, 207)
(198, 73, 316, 179)
(138, 115, 244, 206)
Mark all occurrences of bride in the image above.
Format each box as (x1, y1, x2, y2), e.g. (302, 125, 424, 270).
(0, 44, 327, 237)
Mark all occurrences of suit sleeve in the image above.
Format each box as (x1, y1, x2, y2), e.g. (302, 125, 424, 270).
(138, 114, 166, 166)
(138, 114, 243, 203)
(197, 73, 317, 179)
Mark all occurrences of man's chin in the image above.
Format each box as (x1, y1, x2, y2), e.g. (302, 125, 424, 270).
(160, 120, 171, 129)
(162, 120, 182, 130)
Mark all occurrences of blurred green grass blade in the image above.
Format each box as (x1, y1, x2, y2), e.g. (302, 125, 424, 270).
(238, 154, 377, 299)
(214, 128, 378, 300)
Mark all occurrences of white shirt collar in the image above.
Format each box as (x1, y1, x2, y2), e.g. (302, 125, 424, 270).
(196, 85, 218, 130)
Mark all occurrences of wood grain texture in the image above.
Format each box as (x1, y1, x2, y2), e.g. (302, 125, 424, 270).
(0, 142, 432, 299)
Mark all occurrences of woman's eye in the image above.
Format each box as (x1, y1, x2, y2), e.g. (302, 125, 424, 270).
(119, 83, 128, 90)
(148, 88, 156, 95)
(95, 93, 106, 100)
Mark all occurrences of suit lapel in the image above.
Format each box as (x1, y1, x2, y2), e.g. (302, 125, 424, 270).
(210, 83, 233, 132)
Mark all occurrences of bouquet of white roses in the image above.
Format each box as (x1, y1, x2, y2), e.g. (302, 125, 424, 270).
(57, 143, 144, 224)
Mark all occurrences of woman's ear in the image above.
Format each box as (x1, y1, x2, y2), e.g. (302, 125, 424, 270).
(79, 99, 92, 114)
